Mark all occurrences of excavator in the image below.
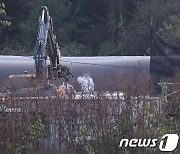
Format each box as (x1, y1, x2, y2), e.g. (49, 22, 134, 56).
(0, 6, 180, 95)
(34, 6, 71, 81)
(0, 6, 149, 92)
(3, 6, 72, 91)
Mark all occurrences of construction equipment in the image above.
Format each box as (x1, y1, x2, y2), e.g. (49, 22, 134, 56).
(33, 6, 71, 80)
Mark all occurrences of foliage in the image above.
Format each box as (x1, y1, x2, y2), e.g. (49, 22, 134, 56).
(28, 115, 46, 140)
(0, 73, 180, 153)
(0, 3, 11, 28)
(86, 144, 95, 154)
(1, 0, 180, 56)
(61, 42, 91, 56)
(122, 0, 180, 55)
(159, 81, 168, 104)
(99, 41, 117, 56)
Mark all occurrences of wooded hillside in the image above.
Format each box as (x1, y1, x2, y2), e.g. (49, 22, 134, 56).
(1, 0, 180, 56)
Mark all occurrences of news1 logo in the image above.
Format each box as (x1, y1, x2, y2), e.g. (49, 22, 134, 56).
(119, 134, 179, 152)
(159, 134, 179, 152)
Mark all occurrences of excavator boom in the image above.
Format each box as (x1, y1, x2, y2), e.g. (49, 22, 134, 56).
(34, 6, 67, 80)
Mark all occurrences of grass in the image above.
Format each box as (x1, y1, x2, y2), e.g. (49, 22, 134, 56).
(0, 72, 179, 153)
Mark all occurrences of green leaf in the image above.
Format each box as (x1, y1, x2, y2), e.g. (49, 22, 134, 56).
(2, 21, 11, 27)
(1, 3, 5, 8)
(0, 8, 6, 15)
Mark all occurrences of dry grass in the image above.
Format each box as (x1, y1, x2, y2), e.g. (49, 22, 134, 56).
(0, 72, 179, 154)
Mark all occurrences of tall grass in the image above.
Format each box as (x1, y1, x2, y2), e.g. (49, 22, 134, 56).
(0, 72, 179, 153)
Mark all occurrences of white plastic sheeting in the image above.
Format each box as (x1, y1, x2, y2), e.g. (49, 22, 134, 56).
(77, 75, 94, 94)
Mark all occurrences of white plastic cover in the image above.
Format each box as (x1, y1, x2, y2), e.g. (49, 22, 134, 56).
(77, 75, 94, 93)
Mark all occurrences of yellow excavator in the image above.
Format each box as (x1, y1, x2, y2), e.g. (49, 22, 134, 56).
(7, 6, 71, 96)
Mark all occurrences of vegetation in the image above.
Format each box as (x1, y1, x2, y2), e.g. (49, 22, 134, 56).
(0, 73, 179, 153)
(0, 1, 180, 153)
(0, 3, 11, 28)
(1, 0, 180, 56)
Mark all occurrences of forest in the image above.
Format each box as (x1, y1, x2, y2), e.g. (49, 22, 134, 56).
(0, 0, 180, 56)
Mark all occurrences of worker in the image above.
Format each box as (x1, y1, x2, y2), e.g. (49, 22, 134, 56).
(77, 73, 94, 94)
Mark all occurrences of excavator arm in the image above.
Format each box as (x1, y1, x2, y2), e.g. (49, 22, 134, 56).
(34, 6, 71, 80)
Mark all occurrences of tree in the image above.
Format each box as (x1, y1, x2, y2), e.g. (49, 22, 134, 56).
(0, 3, 11, 30)
(0, 2, 11, 54)
(120, 0, 180, 55)
(1, 0, 180, 56)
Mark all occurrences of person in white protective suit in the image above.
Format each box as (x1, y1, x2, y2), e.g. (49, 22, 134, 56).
(77, 73, 94, 94)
